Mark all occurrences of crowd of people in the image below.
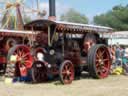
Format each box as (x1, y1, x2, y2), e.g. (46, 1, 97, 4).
(109, 44, 128, 75)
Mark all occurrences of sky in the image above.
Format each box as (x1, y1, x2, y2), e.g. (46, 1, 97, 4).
(58, 0, 128, 18)
(26, 0, 128, 21)
(0, 0, 127, 22)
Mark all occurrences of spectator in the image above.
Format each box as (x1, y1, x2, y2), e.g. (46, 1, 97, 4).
(122, 48, 128, 75)
(111, 45, 116, 61)
(115, 45, 122, 66)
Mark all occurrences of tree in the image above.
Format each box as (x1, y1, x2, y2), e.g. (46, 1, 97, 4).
(60, 8, 88, 24)
(93, 5, 128, 31)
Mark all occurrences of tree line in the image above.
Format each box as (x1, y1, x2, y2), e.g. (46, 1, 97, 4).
(60, 5, 128, 31)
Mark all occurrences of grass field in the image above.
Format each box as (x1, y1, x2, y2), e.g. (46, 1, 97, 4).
(0, 75, 128, 96)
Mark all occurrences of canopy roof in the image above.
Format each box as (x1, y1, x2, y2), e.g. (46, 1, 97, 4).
(103, 31, 128, 39)
(24, 19, 113, 34)
(0, 29, 35, 37)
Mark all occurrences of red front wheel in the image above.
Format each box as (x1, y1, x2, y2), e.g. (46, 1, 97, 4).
(59, 60, 74, 84)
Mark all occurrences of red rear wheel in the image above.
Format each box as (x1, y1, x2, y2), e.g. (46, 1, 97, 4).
(7, 45, 33, 77)
(87, 44, 111, 78)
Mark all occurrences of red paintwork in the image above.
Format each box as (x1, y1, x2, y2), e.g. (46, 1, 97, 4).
(61, 61, 74, 84)
(12, 45, 33, 76)
(19, 64, 27, 76)
(0, 57, 6, 64)
(95, 47, 110, 78)
(0, 49, 7, 64)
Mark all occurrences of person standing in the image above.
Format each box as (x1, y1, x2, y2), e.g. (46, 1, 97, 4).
(115, 45, 122, 66)
(122, 48, 128, 75)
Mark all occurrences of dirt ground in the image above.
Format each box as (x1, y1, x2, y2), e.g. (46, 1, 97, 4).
(0, 75, 128, 96)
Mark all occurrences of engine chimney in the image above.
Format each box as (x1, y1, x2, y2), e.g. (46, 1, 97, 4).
(48, 0, 56, 21)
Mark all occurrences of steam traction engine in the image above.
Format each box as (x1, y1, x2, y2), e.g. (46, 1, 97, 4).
(24, 19, 112, 84)
(0, 20, 113, 84)
(0, 0, 113, 84)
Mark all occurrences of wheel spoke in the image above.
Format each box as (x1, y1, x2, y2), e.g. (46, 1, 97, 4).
(98, 50, 101, 56)
(65, 64, 68, 70)
(24, 60, 31, 64)
(103, 59, 109, 62)
(22, 52, 30, 58)
(19, 49, 23, 56)
(96, 53, 100, 59)
(69, 68, 72, 73)
(96, 62, 100, 67)
(18, 50, 22, 57)
(23, 57, 29, 61)
(67, 63, 71, 69)
(98, 50, 104, 59)
(101, 51, 105, 56)
(19, 48, 24, 56)
(62, 71, 67, 74)
(96, 58, 100, 62)
(102, 66, 108, 73)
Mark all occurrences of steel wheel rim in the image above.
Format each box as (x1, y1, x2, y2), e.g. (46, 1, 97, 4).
(95, 47, 110, 78)
(61, 61, 74, 84)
